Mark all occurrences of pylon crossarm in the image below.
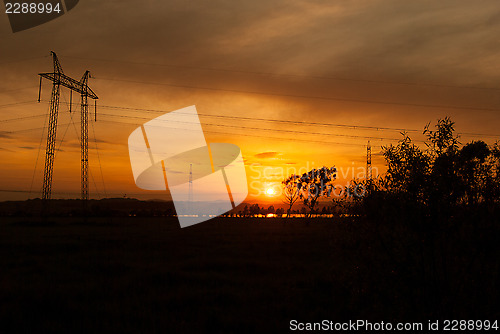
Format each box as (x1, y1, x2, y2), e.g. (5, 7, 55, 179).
(38, 72, 98, 99)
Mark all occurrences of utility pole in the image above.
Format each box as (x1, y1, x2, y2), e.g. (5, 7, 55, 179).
(38, 51, 98, 214)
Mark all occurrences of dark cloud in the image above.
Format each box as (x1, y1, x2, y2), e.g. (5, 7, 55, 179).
(2, 0, 500, 134)
(0, 132, 12, 139)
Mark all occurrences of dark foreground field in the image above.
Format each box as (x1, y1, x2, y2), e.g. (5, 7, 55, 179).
(0, 217, 498, 333)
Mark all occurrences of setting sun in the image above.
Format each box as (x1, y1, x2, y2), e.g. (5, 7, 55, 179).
(265, 188, 275, 196)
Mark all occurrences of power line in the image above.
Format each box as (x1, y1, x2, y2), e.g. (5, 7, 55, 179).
(0, 114, 47, 123)
(29, 102, 50, 197)
(91, 118, 107, 198)
(99, 104, 419, 133)
(98, 112, 413, 142)
(0, 188, 104, 196)
(0, 85, 39, 95)
(62, 55, 500, 92)
(6, 99, 500, 141)
(97, 104, 500, 139)
(0, 122, 81, 135)
(0, 188, 169, 197)
(53, 113, 75, 160)
(0, 55, 49, 66)
(94, 77, 500, 113)
(0, 100, 39, 109)
(96, 119, 387, 148)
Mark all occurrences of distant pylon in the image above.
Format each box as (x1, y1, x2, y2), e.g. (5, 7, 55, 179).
(38, 51, 98, 212)
(188, 163, 193, 203)
(366, 140, 372, 180)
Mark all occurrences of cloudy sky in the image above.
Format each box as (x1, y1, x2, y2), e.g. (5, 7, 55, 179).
(1, 0, 500, 202)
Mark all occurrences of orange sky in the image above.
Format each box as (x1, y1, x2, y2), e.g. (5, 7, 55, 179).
(1, 0, 500, 203)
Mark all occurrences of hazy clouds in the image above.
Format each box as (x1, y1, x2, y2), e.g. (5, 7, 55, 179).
(2, 0, 500, 198)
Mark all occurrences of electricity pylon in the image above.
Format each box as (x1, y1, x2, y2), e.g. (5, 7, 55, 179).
(188, 163, 193, 202)
(38, 51, 98, 210)
(366, 140, 372, 181)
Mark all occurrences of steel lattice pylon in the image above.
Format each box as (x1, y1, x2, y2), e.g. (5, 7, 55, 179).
(41, 82, 60, 200)
(188, 163, 193, 202)
(366, 140, 372, 180)
(38, 51, 98, 212)
(80, 72, 90, 202)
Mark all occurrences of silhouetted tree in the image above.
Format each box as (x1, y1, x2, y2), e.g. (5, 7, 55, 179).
(360, 117, 500, 216)
(424, 116, 460, 157)
(424, 117, 461, 209)
(282, 174, 300, 217)
(242, 205, 249, 218)
(382, 133, 430, 201)
(250, 204, 261, 216)
(458, 140, 491, 205)
(275, 208, 284, 217)
(488, 141, 500, 200)
(295, 166, 337, 218)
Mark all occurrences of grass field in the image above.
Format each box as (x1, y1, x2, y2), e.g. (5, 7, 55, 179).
(0, 216, 498, 333)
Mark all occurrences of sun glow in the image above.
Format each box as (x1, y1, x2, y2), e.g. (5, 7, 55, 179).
(265, 188, 275, 196)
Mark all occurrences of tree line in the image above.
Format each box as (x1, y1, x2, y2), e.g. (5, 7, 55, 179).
(271, 117, 500, 219)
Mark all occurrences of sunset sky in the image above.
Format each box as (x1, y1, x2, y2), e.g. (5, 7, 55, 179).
(1, 0, 500, 203)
